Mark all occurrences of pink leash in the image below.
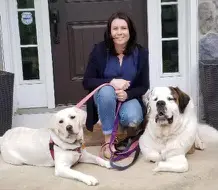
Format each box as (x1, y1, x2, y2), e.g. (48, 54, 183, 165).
(75, 83, 112, 108)
(75, 83, 122, 154)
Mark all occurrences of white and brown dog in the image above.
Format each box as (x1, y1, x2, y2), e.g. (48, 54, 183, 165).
(0, 107, 111, 186)
(139, 87, 218, 173)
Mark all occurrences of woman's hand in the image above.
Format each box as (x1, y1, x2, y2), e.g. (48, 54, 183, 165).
(110, 79, 130, 90)
(115, 90, 128, 102)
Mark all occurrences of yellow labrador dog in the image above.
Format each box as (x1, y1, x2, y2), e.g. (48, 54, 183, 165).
(139, 87, 218, 173)
(0, 107, 111, 185)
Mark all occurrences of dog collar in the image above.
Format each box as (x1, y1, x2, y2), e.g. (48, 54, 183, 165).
(49, 137, 84, 160)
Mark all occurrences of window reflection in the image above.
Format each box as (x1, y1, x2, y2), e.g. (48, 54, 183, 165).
(21, 47, 39, 80)
(162, 5, 178, 38)
(162, 40, 178, 73)
(161, 0, 177, 2)
(18, 11, 37, 45)
(17, 0, 34, 9)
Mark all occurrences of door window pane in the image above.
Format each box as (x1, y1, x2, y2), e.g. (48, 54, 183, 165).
(161, 0, 177, 2)
(162, 40, 178, 73)
(21, 47, 39, 80)
(162, 5, 178, 38)
(18, 11, 37, 45)
(17, 0, 34, 9)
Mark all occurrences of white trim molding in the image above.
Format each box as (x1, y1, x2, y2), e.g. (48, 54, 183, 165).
(188, 0, 199, 107)
(35, 0, 55, 108)
(0, 0, 14, 73)
(37, 0, 55, 109)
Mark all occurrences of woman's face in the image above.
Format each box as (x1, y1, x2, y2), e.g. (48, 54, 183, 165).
(110, 18, 130, 46)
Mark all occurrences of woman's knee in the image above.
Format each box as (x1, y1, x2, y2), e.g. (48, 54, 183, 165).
(119, 99, 143, 127)
(96, 86, 116, 101)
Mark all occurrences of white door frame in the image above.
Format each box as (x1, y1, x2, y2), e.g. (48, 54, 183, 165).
(147, 0, 198, 106)
(188, 0, 199, 107)
(0, 0, 14, 72)
(0, 0, 17, 113)
(6, 0, 55, 109)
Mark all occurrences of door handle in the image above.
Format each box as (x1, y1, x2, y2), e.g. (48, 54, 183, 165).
(50, 9, 60, 44)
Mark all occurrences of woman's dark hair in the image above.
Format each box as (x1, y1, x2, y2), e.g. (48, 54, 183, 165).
(104, 12, 137, 55)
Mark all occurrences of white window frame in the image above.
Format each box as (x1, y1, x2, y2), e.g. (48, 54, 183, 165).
(160, 1, 185, 78)
(147, 0, 198, 106)
(7, 0, 55, 109)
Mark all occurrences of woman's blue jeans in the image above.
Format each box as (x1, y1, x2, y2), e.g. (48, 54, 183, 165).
(94, 86, 143, 135)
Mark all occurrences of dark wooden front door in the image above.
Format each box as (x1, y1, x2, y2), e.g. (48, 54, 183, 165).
(49, 0, 147, 105)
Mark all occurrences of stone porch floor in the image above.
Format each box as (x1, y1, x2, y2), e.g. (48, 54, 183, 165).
(1, 145, 218, 190)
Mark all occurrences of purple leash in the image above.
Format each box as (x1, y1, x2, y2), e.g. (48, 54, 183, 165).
(109, 102, 122, 153)
(108, 102, 141, 170)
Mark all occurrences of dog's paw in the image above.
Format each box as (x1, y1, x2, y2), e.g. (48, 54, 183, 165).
(152, 158, 189, 173)
(104, 161, 112, 169)
(96, 157, 112, 169)
(195, 140, 205, 150)
(152, 162, 161, 172)
(144, 152, 162, 163)
(83, 175, 99, 186)
(152, 161, 168, 172)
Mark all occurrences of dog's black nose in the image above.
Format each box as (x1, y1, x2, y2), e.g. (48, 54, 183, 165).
(66, 125, 73, 131)
(156, 100, 166, 107)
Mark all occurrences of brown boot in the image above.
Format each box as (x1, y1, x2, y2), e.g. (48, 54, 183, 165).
(126, 127, 137, 137)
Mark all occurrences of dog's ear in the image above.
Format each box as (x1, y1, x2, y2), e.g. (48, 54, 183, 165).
(170, 86, 190, 113)
(48, 114, 59, 134)
(74, 107, 87, 127)
(142, 89, 152, 106)
(142, 89, 152, 115)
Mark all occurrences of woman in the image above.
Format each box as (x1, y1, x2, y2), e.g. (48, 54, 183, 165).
(83, 12, 149, 158)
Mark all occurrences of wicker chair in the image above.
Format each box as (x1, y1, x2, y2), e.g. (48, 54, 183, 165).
(0, 70, 14, 136)
(199, 60, 218, 129)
